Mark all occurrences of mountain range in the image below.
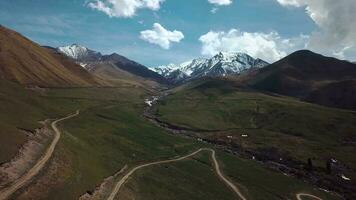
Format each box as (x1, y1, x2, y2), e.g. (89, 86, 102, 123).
(0, 25, 167, 89)
(56, 44, 167, 86)
(151, 52, 269, 84)
(1, 24, 356, 110)
(0, 25, 100, 87)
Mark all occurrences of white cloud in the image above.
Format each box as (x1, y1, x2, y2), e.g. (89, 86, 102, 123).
(208, 0, 232, 6)
(88, 0, 165, 18)
(275, 0, 356, 60)
(275, 0, 302, 7)
(199, 29, 307, 62)
(140, 23, 184, 49)
(211, 7, 219, 14)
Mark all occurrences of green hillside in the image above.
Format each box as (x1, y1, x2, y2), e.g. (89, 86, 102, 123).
(154, 78, 356, 175)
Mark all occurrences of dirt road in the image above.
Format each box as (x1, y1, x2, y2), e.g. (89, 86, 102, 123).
(208, 149, 247, 200)
(0, 110, 80, 200)
(107, 148, 247, 200)
(296, 193, 323, 200)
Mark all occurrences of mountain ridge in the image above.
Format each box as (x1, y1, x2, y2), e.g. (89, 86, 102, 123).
(0, 25, 100, 87)
(245, 49, 356, 110)
(57, 44, 168, 85)
(151, 52, 269, 84)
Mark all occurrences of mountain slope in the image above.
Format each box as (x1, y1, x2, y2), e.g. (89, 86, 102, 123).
(0, 25, 100, 87)
(57, 44, 167, 85)
(151, 52, 268, 84)
(246, 50, 356, 110)
(102, 53, 167, 84)
(305, 80, 356, 110)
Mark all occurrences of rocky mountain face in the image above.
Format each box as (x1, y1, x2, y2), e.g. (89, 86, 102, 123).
(151, 52, 269, 84)
(57, 44, 167, 85)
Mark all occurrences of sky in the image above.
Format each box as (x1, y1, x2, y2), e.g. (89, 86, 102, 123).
(0, 0, 355, 66)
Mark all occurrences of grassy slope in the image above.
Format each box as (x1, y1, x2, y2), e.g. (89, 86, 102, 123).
(0, 81, 340, 200)
(45, 91, 199, 200)
(155, 79, 356, 170)
(218, 152, 341, 200)
(4, 86, 201, 199)
(0, 80, 100, 163)
(121, 150, 340, 200)
(121, 152, 236, 200)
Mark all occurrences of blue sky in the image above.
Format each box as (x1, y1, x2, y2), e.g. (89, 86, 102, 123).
(0, 0, 354, 66)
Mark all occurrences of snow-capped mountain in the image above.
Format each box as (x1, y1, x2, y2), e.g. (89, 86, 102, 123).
(56, 44, 167, 84)
(151, 52, 269, 84)
(57, 44, 102, 62)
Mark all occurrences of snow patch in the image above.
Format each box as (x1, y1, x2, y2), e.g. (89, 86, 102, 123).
(79, 62, 87, 68)
(341, 174, 351, 181)
(145, 96, 159, 107)
(58, 44, 89, 60)
(319, 188, 330, 193)
(145, 99, 153, 107)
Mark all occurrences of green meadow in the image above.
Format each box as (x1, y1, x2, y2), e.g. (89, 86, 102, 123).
(0, 81, 342, 199)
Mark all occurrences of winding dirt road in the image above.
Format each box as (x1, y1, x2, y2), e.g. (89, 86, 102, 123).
(296, 193, 323, 200)
(0, 110, 80, 200)
(208, 149, 247, 200)
(107, 148, 247, 200)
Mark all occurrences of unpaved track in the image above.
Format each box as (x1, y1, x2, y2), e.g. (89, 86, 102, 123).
(107, 148, 247, 200)
(208, 149, 247, 200)
(296, 193, 323, 200)
(0, 110, 80, 200)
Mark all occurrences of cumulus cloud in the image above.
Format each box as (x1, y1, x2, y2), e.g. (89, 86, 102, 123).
(275, 0, 356, 60)
(140, 23, 184, 49)
(199, 29, 307, 62)
(208, 0, 232, 6)
(88, 0, 165, 18)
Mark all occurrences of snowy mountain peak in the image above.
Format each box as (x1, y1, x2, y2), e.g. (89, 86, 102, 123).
(57, 44, 102, 63)
(213, 52, 255, 63)
(151, 52, 269, 84)
(216, 51, 246, 59)
(58, 44, 89, 60)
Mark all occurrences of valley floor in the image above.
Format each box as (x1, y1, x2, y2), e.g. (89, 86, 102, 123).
(0, 83, 345, 200)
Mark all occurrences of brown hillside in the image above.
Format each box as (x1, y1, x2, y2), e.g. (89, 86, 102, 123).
(0, 25, 99, 87)
(246, 50, 356, 110)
